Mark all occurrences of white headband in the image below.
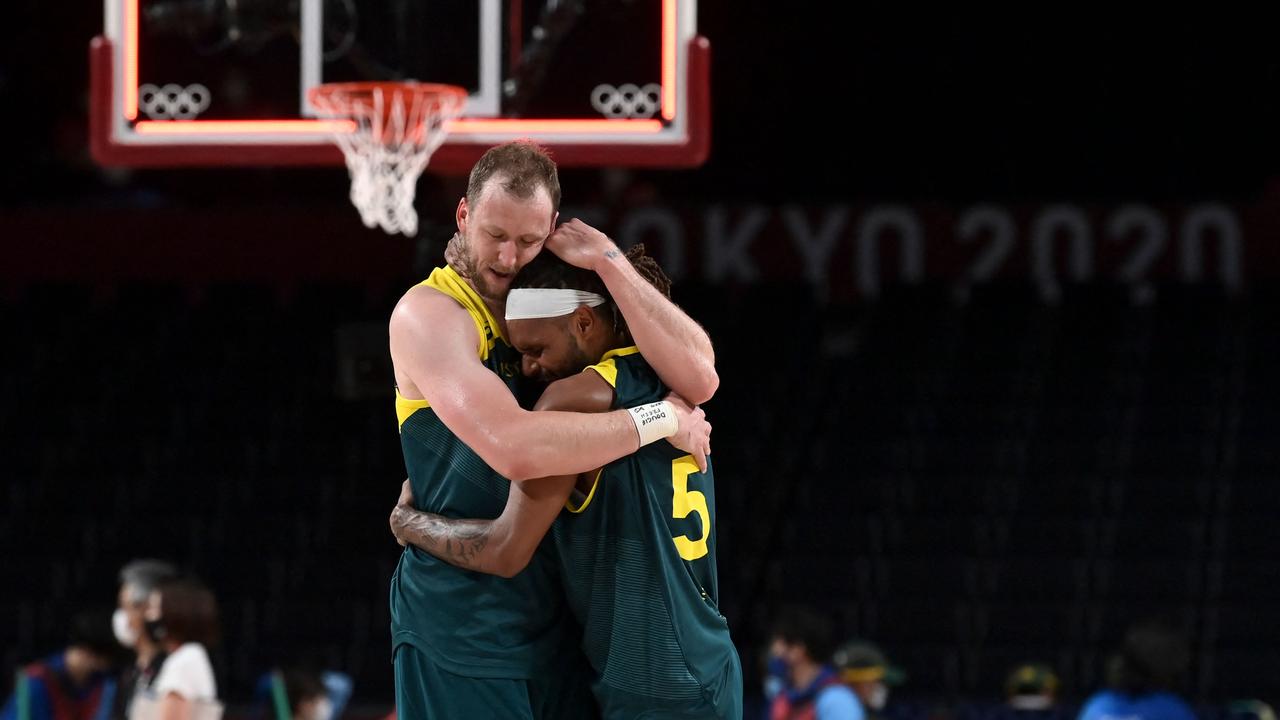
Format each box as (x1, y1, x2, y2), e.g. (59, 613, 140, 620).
(505, 288, 607, 320)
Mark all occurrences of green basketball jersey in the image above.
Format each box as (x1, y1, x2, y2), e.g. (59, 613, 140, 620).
(390, 266, 574, 679)
(551, 347, 741, 717)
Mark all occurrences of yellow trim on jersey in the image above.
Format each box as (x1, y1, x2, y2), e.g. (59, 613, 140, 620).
(566, 468, 604, 514)
(565, 346, 636, 513)
(420, 266, 506, 361)
(583, 345, 640, 389)
(600, 346, 640, 361)
(396, 267, 501, 429)
(395, 389, 431, 429)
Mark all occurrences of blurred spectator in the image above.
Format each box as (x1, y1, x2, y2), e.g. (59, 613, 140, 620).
(128, 578, 222, 720)
(981, 663, 1068, 720)
(315, 673, 352, 720)
(279, 670, 325, 720)
(833, 640, 904, 719)
(1, 610, 123, 720)
(114, 559, 179, 718)
(1006, 664, 1060, 712)
(1078, 619, 1195, 720)
(1226, 701, 1277, 720)
(766, 607, 863, 720)
(251, 668, 352, 720)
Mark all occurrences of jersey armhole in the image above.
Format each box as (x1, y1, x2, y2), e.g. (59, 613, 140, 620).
(565, 468, 604, 514)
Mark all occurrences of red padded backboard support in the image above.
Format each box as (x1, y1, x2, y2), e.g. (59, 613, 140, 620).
(89, 35, 711, 171)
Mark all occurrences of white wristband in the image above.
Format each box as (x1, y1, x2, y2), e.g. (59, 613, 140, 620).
(627, 401, 678, 447)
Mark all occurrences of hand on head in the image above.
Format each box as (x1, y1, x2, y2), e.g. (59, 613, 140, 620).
(544, 219, 619, 273)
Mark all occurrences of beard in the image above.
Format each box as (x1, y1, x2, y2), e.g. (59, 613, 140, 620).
(551, 330, 597, 380)
(471, 268, 501, 304)
(447, 230, 505, 303)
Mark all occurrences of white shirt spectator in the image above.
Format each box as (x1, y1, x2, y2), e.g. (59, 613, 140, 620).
(130, 644, 222, 720)
(152, 643, 216, 701)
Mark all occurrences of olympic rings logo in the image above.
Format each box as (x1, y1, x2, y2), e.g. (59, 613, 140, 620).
(591, 83, 662, 119)
(137, 84, 212, 120)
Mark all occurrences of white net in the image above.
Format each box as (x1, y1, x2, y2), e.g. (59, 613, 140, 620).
(309, 83, 467, 236)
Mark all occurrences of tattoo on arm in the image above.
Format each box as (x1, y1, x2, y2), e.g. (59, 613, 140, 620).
(393, 506, 493, 571)
(604, 250, 620, 259)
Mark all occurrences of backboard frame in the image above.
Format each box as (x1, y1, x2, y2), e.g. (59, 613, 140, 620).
(90, 0, 710, 171)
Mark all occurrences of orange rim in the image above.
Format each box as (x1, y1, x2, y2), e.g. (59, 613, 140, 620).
(307, 82, 467, 113)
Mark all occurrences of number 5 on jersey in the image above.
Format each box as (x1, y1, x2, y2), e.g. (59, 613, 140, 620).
(671, 455, 710, 561)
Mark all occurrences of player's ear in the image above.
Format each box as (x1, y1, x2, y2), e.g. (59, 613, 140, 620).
(550, 210, 559, 232)
(456, 196, 469, 232)
(571, 305, 596, 340)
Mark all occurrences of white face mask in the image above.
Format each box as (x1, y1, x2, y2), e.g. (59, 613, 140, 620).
(867, 684, 889, 711)
(113, 608, 139, 648)
(309, 698, 333, 720)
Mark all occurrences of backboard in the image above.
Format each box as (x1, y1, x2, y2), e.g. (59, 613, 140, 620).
(90, 0, 709, 171)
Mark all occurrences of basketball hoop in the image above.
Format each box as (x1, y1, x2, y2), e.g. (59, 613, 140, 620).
(308, 82, 467, 236)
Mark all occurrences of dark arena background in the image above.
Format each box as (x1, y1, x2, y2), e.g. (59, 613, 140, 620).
(3, 3, 1279, 719)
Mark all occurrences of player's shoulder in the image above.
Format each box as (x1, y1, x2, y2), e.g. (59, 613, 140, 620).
(388, 280, 491, 368)
(391, 281, 472, 332)
(616, 347, 661, 377)
(397, 276, 463, 310)
(598, 347, 668, 402)
(588, 346, 655, 381)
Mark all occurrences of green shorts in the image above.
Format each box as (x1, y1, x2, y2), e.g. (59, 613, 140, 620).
(393, 643, 599, 720)
(594, 651, 743, 720)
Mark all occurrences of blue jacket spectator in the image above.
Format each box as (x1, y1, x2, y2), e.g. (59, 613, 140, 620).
(1079, 619, 1196, 720)
(1, 611, 121, 720)
(767, 607, 864, 720)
